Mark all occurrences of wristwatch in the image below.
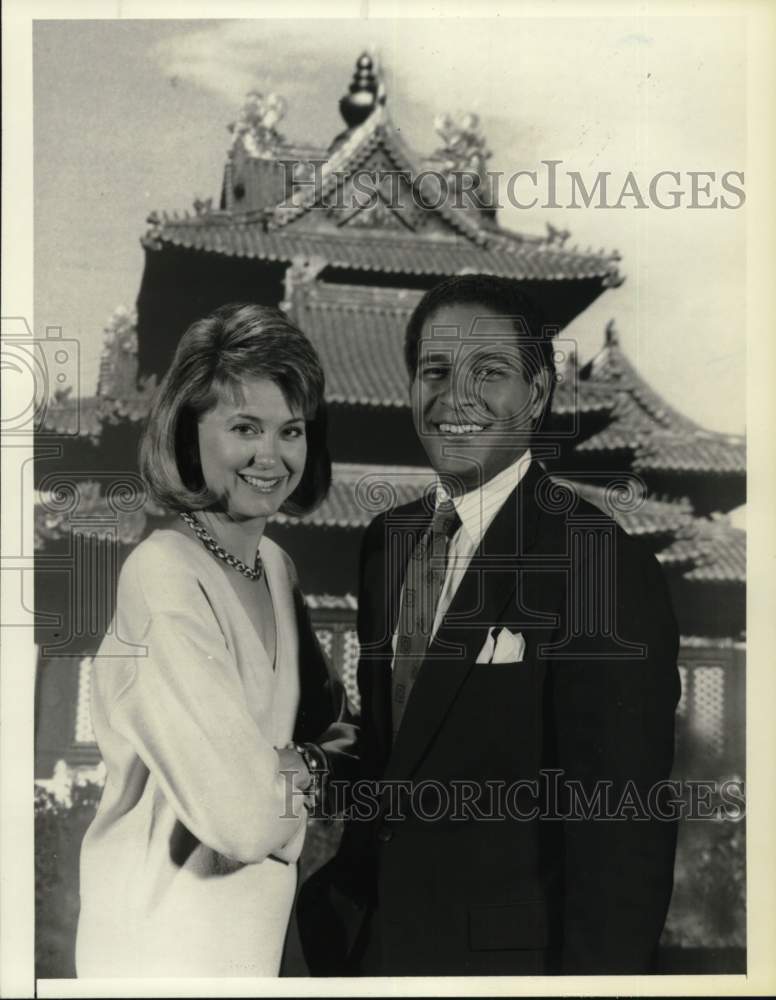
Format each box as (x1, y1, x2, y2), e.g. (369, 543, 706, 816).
(286, 741, 328, 804)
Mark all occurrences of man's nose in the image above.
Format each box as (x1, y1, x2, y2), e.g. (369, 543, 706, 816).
(437, 366, 478, 409)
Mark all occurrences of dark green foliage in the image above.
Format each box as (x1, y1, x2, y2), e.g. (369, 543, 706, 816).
(663, 817, 746, 949)
(35, 782, 102, 978)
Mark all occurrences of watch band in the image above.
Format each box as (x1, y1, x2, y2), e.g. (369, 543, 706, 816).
(286, 741, 328, 804)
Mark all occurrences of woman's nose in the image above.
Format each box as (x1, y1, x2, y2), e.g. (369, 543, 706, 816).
(251, 439, 277, 468)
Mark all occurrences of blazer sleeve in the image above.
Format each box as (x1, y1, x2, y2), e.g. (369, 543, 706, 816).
(551, 531, 681, 974)
(105, 551, 306, 865)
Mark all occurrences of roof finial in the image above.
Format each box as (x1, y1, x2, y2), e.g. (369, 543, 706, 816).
(605, 319, 619, 346)
(339, 52, 379, 128)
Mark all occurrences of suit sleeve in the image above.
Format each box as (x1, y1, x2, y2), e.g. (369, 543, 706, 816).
(282, 550, 360, 788)
(551, 531, 681, 973)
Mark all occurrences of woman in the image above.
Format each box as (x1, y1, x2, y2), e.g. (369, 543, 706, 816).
(76, 303, 357, 977)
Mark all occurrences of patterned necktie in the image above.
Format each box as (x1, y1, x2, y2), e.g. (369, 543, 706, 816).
(391, 500, 462, 738)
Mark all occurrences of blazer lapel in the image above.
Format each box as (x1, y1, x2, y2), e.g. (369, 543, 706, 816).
(383, 462, 548, 782)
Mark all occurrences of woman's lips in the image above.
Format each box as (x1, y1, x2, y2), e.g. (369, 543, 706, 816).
(238, 472, 285, 493)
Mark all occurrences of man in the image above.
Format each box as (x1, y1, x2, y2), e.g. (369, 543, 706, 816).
(299, 274, 680, 976)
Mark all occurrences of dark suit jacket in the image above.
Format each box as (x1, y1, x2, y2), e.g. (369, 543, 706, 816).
(299, 462, 680, 976)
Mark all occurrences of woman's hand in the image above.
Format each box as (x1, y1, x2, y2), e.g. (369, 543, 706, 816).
(276, 746, 311, 794)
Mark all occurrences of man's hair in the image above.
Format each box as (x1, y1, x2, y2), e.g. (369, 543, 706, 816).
(404, 273, 557, 427)
(140, 302, 331, 514)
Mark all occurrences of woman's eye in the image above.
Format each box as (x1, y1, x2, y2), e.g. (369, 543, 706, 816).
(284, 426, 305, 439)
(232, 423, 258, 436)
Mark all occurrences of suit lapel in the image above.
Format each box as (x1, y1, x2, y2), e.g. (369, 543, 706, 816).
(362, 501, 432, 766)
(383, 463, 547, 782)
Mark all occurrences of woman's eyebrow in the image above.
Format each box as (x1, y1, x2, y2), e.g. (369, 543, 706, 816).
(230, 412, 305, 422)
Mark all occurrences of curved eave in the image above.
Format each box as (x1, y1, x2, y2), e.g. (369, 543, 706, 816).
(144, 209, 622, 286)
(657, 525, 746, 583)
(271, 463, 696, 538)
(576, 427, 746, 477)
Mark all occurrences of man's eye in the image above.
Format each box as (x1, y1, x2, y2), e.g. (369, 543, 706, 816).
(475, 365, 508, 381)
(420, 366, 448, 380)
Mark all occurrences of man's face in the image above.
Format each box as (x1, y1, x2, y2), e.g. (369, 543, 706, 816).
(410, 302, 548, 493)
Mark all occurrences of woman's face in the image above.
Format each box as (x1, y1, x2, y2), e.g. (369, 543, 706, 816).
(197, 377, 307, 522)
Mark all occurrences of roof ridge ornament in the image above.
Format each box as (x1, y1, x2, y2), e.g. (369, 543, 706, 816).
(430, 112, 495, 213)
(340, 52, 380, 128)
(545, 222, 571, 247)
(228, 90, 287, 159)
(433, 112, 492, 175)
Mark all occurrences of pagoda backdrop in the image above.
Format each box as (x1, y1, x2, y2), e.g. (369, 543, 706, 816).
(34, 54, 745, 974)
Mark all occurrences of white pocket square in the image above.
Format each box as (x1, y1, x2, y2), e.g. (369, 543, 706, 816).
(475, 627, 526, 664)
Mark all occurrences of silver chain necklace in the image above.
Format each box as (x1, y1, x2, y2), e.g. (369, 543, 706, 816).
(179, 511, 264, 582)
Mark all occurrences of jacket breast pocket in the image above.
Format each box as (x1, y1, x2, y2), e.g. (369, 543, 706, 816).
(468, 900, 550, 952)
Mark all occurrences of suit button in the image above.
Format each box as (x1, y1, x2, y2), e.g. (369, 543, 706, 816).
(377, 825, 393, 843)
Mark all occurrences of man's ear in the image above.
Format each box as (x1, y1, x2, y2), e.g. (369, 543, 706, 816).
(528, 368, 552, 425)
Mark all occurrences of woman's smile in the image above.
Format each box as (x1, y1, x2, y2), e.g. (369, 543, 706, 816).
(238, 471, 287, 493)
(198, 377, 307, 523)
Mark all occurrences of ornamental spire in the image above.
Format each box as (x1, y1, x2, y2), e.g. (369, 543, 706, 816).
(339, 52, 381, 128)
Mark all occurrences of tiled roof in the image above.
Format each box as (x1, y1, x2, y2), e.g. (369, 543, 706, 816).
(292, 285, 417, 406)
(575, 325, 746, 475)
(577, 424, 746, 475)
(147, 217, 622, 284)
(551, 375, 616, 416)
(34, 468, 741, 583)
(658, 520, 745, 582)
(581, 332, 699, 432)
(151, 100, 621, 285)
(269, 104, 488, 245)
(633, 434, 746, 474)
(293, 283, 618, 412)
(273, 462, 695, 539)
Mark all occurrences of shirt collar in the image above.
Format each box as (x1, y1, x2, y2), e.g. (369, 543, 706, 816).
(435, 449, 532, 548)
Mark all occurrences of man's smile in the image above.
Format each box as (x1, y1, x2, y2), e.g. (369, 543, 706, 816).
(434, 420, 489, 436)
(435, 423, 485, 437)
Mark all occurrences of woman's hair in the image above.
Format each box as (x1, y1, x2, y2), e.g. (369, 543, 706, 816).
(404, 274, 557, 429)
(139, 303, 331, 515)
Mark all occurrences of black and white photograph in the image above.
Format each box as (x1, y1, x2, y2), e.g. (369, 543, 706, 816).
(1, 1, 774, 996)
